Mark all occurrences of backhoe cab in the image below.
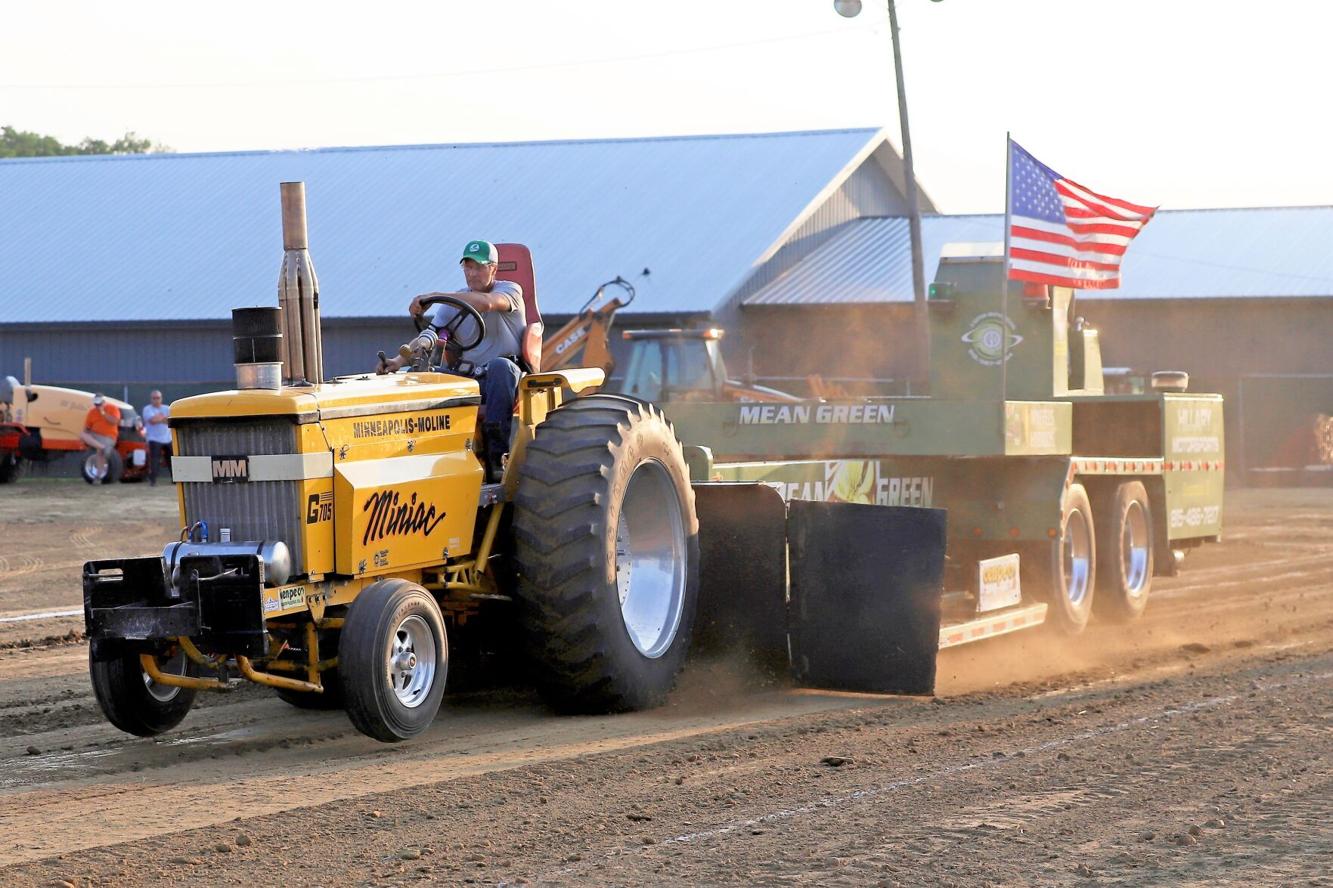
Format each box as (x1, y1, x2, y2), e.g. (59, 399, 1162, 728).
(614, 327, 800, 404)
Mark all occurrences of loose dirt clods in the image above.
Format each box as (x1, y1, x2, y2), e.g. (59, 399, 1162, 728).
(0, 486, 1328, 886)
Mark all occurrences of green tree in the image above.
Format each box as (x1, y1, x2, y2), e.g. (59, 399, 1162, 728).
(0, 126, 168, 158)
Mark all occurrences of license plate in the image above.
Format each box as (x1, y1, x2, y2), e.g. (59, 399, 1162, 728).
(131, 449, 147, 467)
(977, 553, 1021, 611)
(210, 454, 250, 483)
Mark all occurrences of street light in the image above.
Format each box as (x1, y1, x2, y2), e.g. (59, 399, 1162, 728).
(834, 0, 933, 387)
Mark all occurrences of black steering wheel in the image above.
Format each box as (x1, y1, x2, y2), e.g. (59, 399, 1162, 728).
(414, 295, 486, 351)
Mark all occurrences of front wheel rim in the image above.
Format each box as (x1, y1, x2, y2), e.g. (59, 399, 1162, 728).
(615, 459, 687, 659)
(1063, 508, 1092, 607)
(1121, 501, 1150, 597)
(387, 614, 437, 708)
(142, 650, 186, 703)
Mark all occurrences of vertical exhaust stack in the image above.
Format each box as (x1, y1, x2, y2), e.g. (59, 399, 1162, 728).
(278, 182, 323, 386)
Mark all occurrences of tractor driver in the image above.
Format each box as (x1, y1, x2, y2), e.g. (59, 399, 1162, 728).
(397, 239, 525, 478)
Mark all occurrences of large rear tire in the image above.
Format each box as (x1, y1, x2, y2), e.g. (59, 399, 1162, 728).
(513, 395, 700, 713)
(1093, 481, 1154, 623)
(89, 642, 199, 737)
(340, 579, 447, 742)
(0, 453, 25, 484)
(1032, 482, 1096, 635)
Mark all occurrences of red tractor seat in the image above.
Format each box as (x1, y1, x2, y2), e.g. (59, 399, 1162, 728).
(495, 243, 543, 373)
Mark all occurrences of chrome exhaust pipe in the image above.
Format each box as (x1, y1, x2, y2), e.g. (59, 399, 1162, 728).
(278, 182, 323, 386)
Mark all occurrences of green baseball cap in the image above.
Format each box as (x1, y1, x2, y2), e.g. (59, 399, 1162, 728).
(460, 240, 498, 265)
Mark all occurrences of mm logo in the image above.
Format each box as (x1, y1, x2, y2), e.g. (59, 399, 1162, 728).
(210, 455, 249, 483)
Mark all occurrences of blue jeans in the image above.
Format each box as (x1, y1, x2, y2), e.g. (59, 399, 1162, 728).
(148, 440, 172, 485)
(451, 357, 520, 443)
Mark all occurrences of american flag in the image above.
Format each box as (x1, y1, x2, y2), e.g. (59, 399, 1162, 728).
(1006, 140, 1155, 290)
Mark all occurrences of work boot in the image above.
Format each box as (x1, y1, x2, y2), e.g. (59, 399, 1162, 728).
(482, 422, 508, 482)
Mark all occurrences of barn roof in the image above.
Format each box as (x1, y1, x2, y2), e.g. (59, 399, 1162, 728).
(0, 128, 886, 322)
(743, 207, 1333, 305)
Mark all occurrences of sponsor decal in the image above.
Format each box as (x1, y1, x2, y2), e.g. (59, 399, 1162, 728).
(962, 312, 1022, 366)
(262, 592, 281, 614)
(1175, 405, 1214, 431)
(1169, 504, 1221, 530)
(362, 490, 448, 546)
(1173, 436, 1221, 454)
(306, 491, 334, 524)
(1006, 403, 1059, 450)
(352, 413, 452, 439)
(1172, 405, 1220, 455)
(211, 454, 249, 483)
(373, 548, 389, 568)
(278, 584, 305, 611)
(763, 462, 934, 508)
(738, 403, 895, 426)
(977, 553, 1022, 612)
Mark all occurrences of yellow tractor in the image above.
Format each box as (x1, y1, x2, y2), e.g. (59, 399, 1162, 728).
(83, 183, 946, 742)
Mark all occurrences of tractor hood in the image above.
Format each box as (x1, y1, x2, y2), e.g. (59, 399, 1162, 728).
(170, 372, 480, 425)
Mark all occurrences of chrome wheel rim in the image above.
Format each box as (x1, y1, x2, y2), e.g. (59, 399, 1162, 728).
(615, 460, 687, 659)
(84, 453, 108, 481)
(388, 614, 437, 708)
(1063, 507, 1092, 607)
(142, 650, 186, 703)
(1121, 500, 1150, 598)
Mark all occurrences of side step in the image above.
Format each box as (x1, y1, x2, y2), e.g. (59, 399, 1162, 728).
(939, 603, 1047, 650)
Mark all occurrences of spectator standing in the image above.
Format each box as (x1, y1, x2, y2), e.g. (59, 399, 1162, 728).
(141, 390, 172, 486)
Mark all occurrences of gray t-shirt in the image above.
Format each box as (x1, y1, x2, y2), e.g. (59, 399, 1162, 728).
(430, 280, 525, 370)
(141, 404, 172, 444)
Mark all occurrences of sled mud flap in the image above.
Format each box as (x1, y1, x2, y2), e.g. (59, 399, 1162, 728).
(788, 502, 946, 696)
(692, 483, 789, 674)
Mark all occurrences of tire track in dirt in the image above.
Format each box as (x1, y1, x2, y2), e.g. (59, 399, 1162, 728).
(0, 687, 902, 866)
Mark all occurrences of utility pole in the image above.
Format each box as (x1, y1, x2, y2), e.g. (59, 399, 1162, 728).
(835, 0, 935, 386)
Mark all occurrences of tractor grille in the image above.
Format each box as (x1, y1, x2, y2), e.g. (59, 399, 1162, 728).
(175, 420, 306, 577)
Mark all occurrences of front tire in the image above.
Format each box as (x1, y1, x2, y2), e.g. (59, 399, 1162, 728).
(513, 395, 700, 713)
(1093, 481, 1154, 622)
(89, 642, 198, 736)
(82, 448, 123, 485)
(340, 579, 447, 742)
(1032, 482, 1097, 635)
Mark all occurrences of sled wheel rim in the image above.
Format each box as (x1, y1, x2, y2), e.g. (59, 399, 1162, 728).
(1121, 499, 1151, 598)
(1063, 507, 1092, 607)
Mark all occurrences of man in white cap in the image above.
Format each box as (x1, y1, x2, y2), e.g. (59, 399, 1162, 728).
(80, 394, 121, 483)
(400, 239, 526, 478)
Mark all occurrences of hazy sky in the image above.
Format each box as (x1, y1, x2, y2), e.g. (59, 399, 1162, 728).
(4, 0, 1330, 214)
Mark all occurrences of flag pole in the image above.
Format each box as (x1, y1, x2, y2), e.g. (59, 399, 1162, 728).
(1001, 133, 1013, 403)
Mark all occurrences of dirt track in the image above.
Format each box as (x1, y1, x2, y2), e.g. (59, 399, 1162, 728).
(0, 483, 1329, 886)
